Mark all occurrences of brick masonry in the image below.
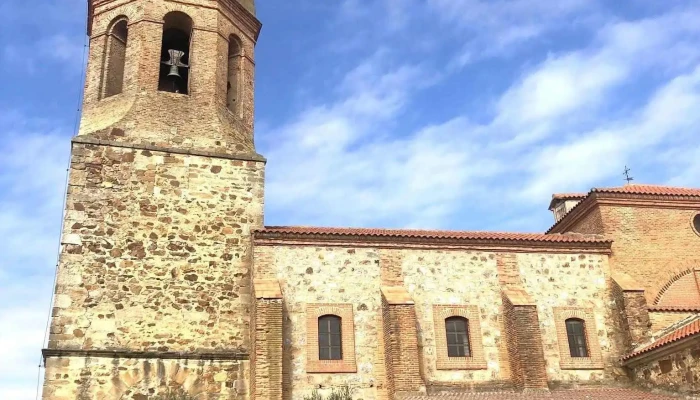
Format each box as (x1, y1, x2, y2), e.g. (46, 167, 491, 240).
(611, 278, 651, 352)
(382, 297, 424, 393)
(305, 304, 358, 374)
(502, 292, 548, 391)
(252, 298, 283, 400)
(552, 307, 604, 370)
(555, 199, 700, 312)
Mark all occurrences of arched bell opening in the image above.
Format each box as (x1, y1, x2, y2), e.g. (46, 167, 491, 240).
(103, 17, 128, 98)
(226, 35, 242, 113)
(159, 12, 193, 94)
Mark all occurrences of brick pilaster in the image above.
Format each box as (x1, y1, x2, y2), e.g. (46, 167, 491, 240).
(502, 289, 548, 391)
(252, 280, 283, 400)
(381, 287, 424, 396)
(612, 273, 651, 351)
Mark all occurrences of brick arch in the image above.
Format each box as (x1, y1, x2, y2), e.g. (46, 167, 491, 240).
(92, 4, 141, 37)
(157, 3, 200, 30)
(649, 260, 700, 303)
(654, 268, 700, 307)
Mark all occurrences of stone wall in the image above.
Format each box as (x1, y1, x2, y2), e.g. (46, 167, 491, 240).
(515, 253, 623, 382)
(259, 246, 383, 400)
(629, 339, 700, 395)
(400, 250, 505, 388)
(254, 242, 620, 397)
(45, 142, 264, 398)
(42, 356, 248, 399)
(51, 142, 264, 352)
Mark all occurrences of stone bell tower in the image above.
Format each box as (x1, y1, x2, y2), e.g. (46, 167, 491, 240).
(42, 0, 264, 398)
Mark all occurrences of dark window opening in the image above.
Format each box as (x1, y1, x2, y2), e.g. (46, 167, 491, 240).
(565, 318, 589, 358)
(693, 214, 700, 234)
(227, 35, 242, 113)
(445, 316, 471, 357)
(318, 315, 342, 360)
(104, 18, 128, 98)
(159, 12, 193, 94)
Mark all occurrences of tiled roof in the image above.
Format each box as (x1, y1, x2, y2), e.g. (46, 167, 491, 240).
(547, 184, 700, 233)
(402, 388, 680, 399)
(256, 226, 610, 244)
(648, 306, 700, 312)
(622, 318, 700, 361)
(591, 184, 700, 196)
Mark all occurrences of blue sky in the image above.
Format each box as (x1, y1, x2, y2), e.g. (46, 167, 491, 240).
(2, 0, 700, 398)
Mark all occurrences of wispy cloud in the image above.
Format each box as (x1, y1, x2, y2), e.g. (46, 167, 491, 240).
(262, 4, 700, 231)
(0, 112, 71, 400)
(427, 0, 600, 66)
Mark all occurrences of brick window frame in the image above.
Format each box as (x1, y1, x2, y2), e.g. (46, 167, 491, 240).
(306, 304, 357, 373)
(553, 307, 603, 370)
(433, 305, 487, 370)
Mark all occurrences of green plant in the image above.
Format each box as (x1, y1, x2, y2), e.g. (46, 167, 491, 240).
(303, 385, 352, 400)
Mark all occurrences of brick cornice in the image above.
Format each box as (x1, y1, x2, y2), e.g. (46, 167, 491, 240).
(219, 0, 262, 41)
(72, 136, 267, 162)
(87, 0, 262, 40)
(42, 348, 249, 362)
(548, 193, 700, 234)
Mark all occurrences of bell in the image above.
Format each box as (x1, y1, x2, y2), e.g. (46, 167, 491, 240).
(162, 49, 189, 80)
(168, 64, 181, 79)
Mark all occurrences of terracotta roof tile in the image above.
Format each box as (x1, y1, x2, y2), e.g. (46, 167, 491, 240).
(622, 318, 700, 361)
(402, 388, 680, 399)
(592, 184, 700, 196)
(256, 226, 610, 244)
(547, 184, 700, 233)
(648, 306, 700, 312)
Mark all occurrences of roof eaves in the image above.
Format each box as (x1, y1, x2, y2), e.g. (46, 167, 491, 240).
(254, 227, 612, 248)
(622, 316, 700, 362)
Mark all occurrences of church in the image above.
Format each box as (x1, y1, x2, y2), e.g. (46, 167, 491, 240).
(42, 0, 700, 399)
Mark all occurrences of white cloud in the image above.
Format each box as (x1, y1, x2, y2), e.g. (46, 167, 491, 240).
(262, 4, 700, 230)
(0, 113, 72, 400)
(427, 0, 599, 66)
(517, 65, 700, 203)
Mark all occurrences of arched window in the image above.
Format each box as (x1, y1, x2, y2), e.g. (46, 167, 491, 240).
(318, 315, 342, 360)
(227, 35, 242, 113)
(103, 17, 128, 98)
(159, 12, 193, 94)
(445, 317, 471, 357)
(565, 318, 589, 357)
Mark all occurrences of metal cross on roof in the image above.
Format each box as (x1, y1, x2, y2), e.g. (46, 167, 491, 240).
(623, 166, 634, 184)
